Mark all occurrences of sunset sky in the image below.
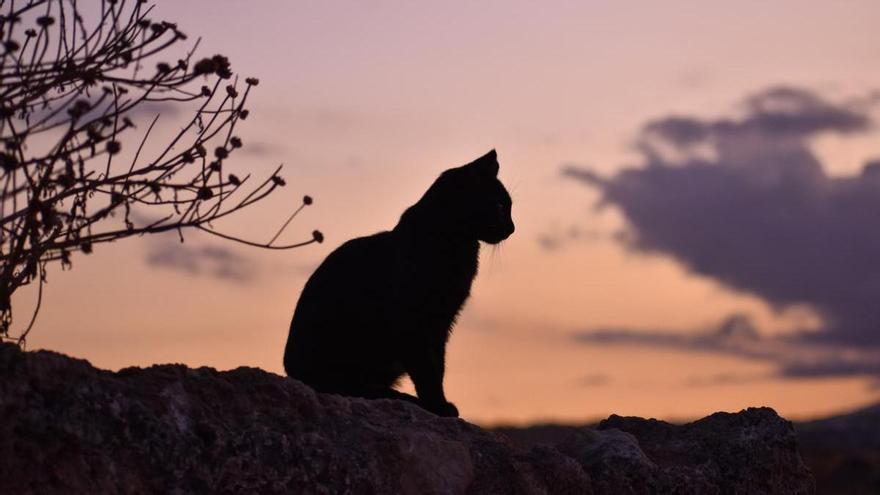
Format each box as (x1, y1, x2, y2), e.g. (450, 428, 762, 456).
(19, 0, 880, 424)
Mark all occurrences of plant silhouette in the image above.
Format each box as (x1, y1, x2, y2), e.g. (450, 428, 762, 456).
(0, 0, 321, 345)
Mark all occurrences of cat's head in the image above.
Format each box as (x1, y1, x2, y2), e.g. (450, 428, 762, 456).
(402, 149, 515, 244)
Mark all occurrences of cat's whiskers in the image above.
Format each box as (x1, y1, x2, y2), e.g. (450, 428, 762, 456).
(487, 242, 505, 274)
(510, 180, 522, 198)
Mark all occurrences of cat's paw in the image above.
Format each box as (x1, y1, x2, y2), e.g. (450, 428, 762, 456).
(433, 401, 459, 418)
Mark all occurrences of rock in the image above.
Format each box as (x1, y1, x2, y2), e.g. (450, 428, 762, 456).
(0, 344, 586, 494)
(562, 410, 817, 494)
(557, 428, 656, 493)
(0, 344, 813, 494)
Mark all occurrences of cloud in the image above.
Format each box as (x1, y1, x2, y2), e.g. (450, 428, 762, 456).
(575, 314, 772, 360)
(20, 98, 186, 129)
(574, 314, 880, 381)
(124, 100, 186, 123)
(145, 234, 257, 283)
(565, 86, 880, 352)
(683, 373, 767, 387)
(236, 140, 284, 158)
(130, 211, 316, 284)
(776, 359, 880, 379)
(579, 374, 610, 387)
(537, 225, 601, 251)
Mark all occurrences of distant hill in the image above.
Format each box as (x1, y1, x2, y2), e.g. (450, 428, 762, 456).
(796, 403, 880, 495)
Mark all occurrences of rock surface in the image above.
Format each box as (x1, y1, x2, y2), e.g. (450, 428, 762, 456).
(0, 344, 814, 494)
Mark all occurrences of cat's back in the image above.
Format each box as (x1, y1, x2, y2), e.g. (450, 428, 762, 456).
(303, 230, 398, 298)
(290, 231, 400, 328)
(285, 231, 402, 372)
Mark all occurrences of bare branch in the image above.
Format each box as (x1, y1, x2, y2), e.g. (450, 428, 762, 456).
(0, 0, 322, 343)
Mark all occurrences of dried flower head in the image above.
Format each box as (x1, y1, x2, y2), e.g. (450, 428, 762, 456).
(197, 187, 214, 200)
(36, 16, 55, 28)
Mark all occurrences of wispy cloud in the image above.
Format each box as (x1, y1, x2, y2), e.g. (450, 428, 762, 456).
(574, 314, 880, 381)
(683, 372, 767, 387)
(144, 234, 258, 284)
(578, 373, 611, 387)
(236, 140, 285, 158)
(537, 225, 601, 251)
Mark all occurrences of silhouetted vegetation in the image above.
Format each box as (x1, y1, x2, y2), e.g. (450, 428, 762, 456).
(0, 0, 322, 345)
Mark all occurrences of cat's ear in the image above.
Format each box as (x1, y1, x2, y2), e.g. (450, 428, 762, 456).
(468, 149, 498, 177)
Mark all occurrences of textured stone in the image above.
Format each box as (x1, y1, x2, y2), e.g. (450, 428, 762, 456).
(554, 409, 815, 494)
(0, 344, 813, 494)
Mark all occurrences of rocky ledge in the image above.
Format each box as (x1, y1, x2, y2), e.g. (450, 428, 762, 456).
(0, 344, 813, 494)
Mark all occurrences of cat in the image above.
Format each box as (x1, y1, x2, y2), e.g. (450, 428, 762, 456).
(283, 149, 514, 417)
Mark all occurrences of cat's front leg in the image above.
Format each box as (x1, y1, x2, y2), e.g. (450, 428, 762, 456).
(404, 338, 459, 417)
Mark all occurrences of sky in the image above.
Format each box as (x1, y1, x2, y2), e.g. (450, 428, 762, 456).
(15, 0, 880, 424)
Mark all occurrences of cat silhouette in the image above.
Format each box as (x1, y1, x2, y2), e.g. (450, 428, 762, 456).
(284, 150, 514, 417)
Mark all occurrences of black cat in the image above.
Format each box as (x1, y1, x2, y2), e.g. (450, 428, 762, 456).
(283, 150, 514, 417)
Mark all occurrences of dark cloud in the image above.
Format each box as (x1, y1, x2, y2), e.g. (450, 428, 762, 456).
(636, 88, 869, 149)
(641, 116, 711, 147)
(145, 235, 257, 283)
(565, 86, 880, 352)
(737, 87, 869, 136)
(777, 360, 880, 379)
